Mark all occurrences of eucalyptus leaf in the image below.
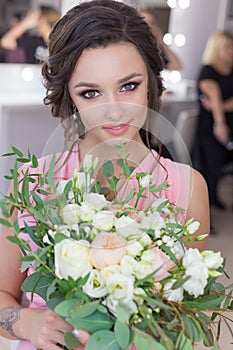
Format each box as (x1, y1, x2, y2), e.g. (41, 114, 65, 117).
(85, 330, 121, 350)
(133, 328, 166, 350)
(67, 310, 114, 333)
(114, 320, 130, 348)
(64, 332, 80, 349)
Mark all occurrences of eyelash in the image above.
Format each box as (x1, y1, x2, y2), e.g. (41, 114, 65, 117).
(80, 81, 140, 100)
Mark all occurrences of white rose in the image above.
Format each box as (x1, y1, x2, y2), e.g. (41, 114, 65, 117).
(120, 255, 138, 276)
(54, 239, 92, 280)
(62, 204, 80, 225)
(78, 202, 96, 221)
(84, 193, 109, 211)
(163, 280, 184, 302)
(201, 250, 224, 270)
(139, 174, 151, 188)
(82, 269, 107, 298)
(126, 241, 144, 257)
(92, 211, 115, 231)
(106, 273, 134, 303)
(115, 216, 140, 238)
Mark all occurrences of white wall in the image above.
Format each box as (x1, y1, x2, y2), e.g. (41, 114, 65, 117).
(168, 0, 226, 80)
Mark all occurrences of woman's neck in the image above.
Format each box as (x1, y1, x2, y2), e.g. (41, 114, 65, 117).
(212, 61, 232, 75)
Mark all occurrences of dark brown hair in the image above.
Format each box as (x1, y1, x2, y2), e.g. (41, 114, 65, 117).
(41, 0, 164, 147)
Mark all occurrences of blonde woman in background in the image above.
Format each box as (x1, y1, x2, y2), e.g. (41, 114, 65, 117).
(194, 31, 233, 224)
(0, 5, 61, 63)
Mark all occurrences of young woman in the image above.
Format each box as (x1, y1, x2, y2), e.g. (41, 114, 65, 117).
(0, 1, 209, 349)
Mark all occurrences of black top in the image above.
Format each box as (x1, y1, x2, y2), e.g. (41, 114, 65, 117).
(17, 32, 47, 64)
(197, 65, 233, 133)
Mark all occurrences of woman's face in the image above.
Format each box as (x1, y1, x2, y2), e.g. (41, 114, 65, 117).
(68, 41, 149, 146)
(219, 39, 233, 65)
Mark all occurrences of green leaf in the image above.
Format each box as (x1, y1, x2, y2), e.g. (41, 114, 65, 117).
(55, 299, 80, 317)
(21, 272, 51, 301)
(11, 145, 24, 157)
(67, 310, 114, 334)
(102, 160, 114, 178)
(176, 335, 193, 350)
(31, 154, 39, 168)
(0, 218, 12, 227)
(114, 320, 130, 349)
(133, 328, 166, 350)
(116, 304, 131, 323)
(86, 330, 121, 350)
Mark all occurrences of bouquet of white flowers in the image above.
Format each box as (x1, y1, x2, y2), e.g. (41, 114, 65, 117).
(0, 145, 232, 350)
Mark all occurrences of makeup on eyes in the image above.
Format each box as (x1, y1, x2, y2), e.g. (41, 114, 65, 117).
(78, 80, 141, 100)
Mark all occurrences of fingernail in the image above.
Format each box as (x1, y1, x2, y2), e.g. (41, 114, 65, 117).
(72, 328, 83, 340)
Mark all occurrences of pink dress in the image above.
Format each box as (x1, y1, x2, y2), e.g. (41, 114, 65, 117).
(17, 147, 191, 349)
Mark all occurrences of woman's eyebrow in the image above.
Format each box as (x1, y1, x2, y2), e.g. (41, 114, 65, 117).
(118, 73, 143, 84)
(73, 82, 99, 89)
(73, 73, 143, 89)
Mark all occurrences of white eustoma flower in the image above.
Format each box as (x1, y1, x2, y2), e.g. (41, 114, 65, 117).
(134, 262, 154, 280)
(133, 287, 147, 306)
(115, 216, 140, 238)
(78, 202, 96, 221)
(92, 211, 115, 231)
(163, 279, 184, 302)
(84, 193, 109, 211)
(120, 255, 138, 276)
(141, 249, 156, 264)
(56, 179, 73, 200)
(183, 262, 209, 297)
(139, 233, 152, 247)
(82, 154, 98, 173)
(56, 225, 71, 237)
(126, 241, 144, 257)
(54, 239, 92, 280)
(43, 234, 52, 245)
(140, 212, 166, 238)
(151, 198, 170, 214)
(106, 273, 134, 303)
(62, 204, 80, 225)
(183, 248, 209, 297)
(139, 174, 151, 188)
(82, 269, 107, 298)
(187, 221, 200, 234)
(100, 265, 121, 283)
(201, 250, 224, 270)
(183, 248, 203, 267)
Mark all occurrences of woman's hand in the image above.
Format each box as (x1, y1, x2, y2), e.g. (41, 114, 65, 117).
(18, 308, 89, 350)
(213, 122, 229, 144)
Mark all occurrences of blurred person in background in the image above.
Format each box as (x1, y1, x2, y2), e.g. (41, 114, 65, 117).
(0, 5, 61, 64)
(193, 31, 233, 220)
(140, 6, 183, 71)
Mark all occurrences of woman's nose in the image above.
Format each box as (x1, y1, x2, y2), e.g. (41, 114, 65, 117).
(104, 101, 124, 121)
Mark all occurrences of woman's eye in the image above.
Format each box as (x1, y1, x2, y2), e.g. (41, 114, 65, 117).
(121, 82, 139, 92)
(81, 90, 99, 99)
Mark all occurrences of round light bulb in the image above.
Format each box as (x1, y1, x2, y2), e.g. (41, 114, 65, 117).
(21, 67, 34, 82)
(170, 70, 182, 84)
(163, 33, 173, 46)
(178, 0, 190, 9)
(174, 33, 186, 47)
(167, 0, 177, 8)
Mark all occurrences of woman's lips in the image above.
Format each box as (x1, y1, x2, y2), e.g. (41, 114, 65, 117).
(103, 123, 130, 135)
